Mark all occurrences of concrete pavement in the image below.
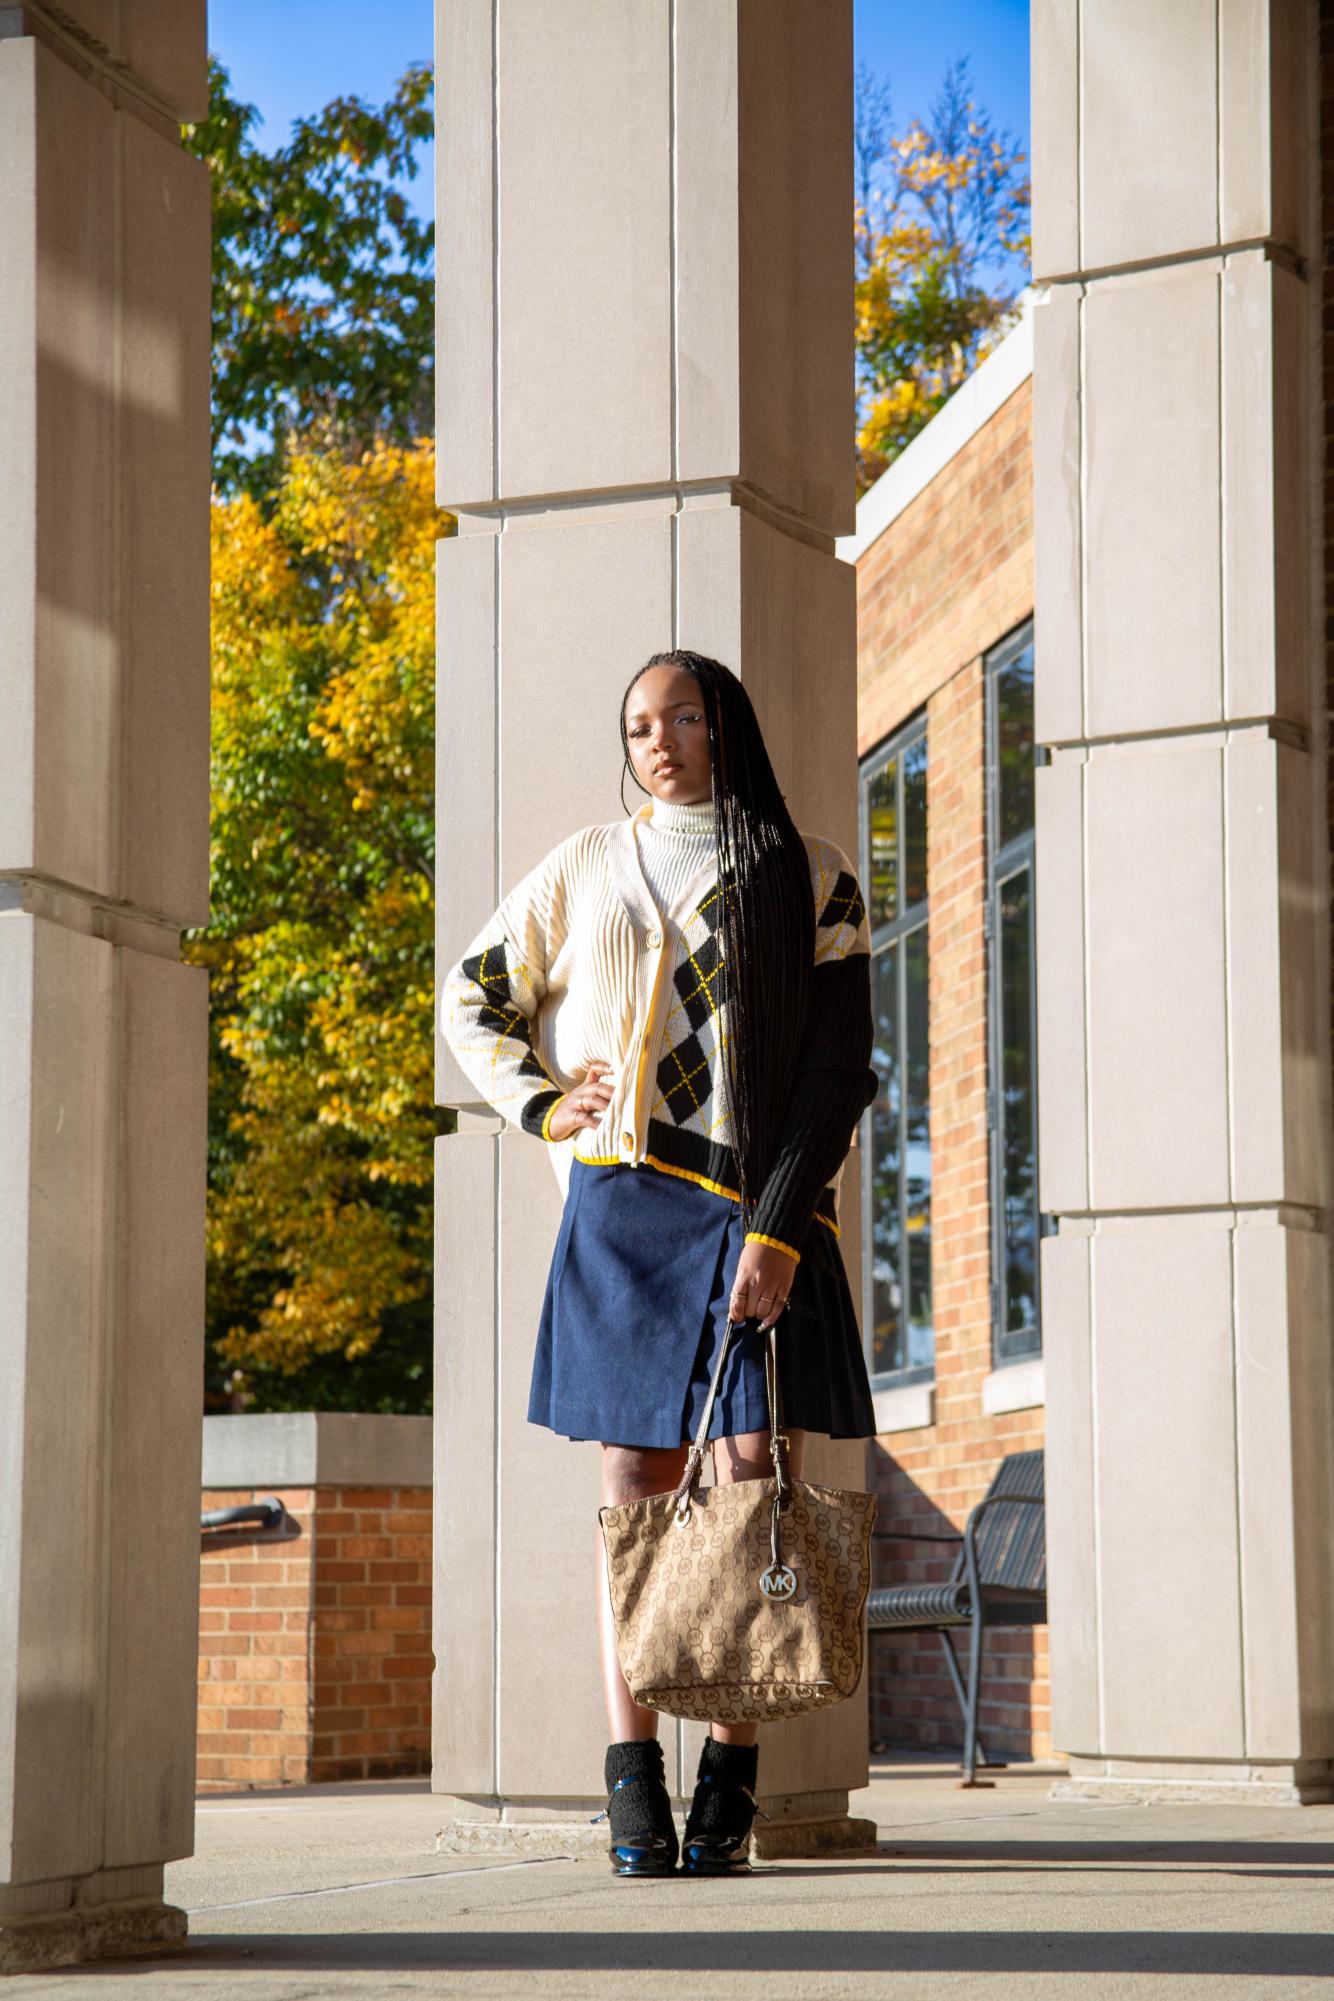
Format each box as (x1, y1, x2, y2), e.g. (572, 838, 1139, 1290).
(6, 1757, 1334, 1997)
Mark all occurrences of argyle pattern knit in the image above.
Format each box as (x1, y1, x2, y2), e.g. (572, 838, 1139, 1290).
(438, 808, 878, 1263)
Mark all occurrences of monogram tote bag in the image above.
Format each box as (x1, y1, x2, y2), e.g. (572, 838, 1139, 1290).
(598, 1317, 877, 1724)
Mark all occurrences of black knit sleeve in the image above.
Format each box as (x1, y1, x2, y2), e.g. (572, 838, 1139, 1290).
(743, 954, 877, 1260)
(743, 841, 878, 1262)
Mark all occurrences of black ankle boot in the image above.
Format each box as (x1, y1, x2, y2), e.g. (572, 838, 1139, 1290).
(681, 1736, 760, 1875)
(600, 1738, 679, 1877)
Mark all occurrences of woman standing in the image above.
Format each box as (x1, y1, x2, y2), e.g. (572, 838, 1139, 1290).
(439, 648, 878, 1877)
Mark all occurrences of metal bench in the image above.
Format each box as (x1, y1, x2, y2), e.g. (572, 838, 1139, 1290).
(866, 1448, 1046, 1787)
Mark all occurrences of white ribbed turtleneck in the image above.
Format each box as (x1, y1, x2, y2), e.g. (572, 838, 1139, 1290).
(634, 791, 716, 918)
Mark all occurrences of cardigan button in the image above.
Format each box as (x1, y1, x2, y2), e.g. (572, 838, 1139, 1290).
(645, 928, 661, 948)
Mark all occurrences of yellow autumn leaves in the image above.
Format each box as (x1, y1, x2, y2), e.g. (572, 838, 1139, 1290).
(189, 435, 446, 1386)
(854, 108, 1030, 491)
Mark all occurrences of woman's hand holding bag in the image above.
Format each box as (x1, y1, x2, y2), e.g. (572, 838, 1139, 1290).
(727, 1239, 798, 1328)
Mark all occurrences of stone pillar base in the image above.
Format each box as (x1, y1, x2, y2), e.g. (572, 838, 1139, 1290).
(749, 1815, 879, 1860)
(435, 1790, 879, 1861)
(750, 1786, 878, 1858)
(0, 1902, 187, 1976)
(434, 1800, 603, 1860)
(1051, 1757, 1334, 1807)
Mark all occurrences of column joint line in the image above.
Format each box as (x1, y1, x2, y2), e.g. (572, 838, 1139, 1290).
(491, 526, 502, 1802)
(450, 477, 836, 556)
(490, 0, 501, 504)
(1039, 715, 1311, 755)
(1051, 1201, 1325, 1223)
(669, 0, 680, 650)
(668, 0, 679, 492)
(0, 872, 188, 939)
(1214, 0, 1223, 249)
(1229, 1224, 1250, 1759)
(1074, 0, 1083, 272)
(1217, 204, 1248, 1749)
(489, 0, 502, 1800)
(1036, 233, 1308, 290)
(97, 70, 128, 1836)
(1, 0, 191, 132)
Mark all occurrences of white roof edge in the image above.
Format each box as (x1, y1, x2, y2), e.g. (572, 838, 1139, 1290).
(837, 285, 1038, 565)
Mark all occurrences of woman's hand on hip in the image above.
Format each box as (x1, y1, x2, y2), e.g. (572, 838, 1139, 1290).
(728, 1240, 797, 1330)
(546, 1059, 616, 1142)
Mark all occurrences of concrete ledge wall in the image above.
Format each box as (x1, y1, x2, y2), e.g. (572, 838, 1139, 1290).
(198, 1417, 433, 1790)
(202, 1412, 432, 1490)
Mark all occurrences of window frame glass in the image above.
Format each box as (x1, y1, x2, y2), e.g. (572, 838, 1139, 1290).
(983, 617, 1049, 1367)
(858, 710, 933, 1390)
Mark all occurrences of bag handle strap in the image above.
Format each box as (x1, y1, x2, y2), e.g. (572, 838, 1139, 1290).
(765, 1329, 791, 1501)
(670, 1317, 792, 1521)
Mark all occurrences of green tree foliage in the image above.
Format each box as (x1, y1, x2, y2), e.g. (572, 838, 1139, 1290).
(183, 58, 434, 498)
(188, 437, 446, 1413)
(181, 59, 443, 1412)
(854, 57, 1031, 492)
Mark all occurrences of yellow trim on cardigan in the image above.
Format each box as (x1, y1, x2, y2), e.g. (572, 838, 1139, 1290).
(644, 1152, 743, 1202)
(744, 1230, 802, 1264)
(540, 1095, 567, 1142)
(568, 1147, 841, 1241)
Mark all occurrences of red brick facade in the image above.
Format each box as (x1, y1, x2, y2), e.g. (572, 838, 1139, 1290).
(858, 378, 1034, 761)
(856, 371, 1053, 1762)
(197, 1484, 432, 1790)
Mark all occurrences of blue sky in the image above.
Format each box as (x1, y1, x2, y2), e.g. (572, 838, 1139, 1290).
(854, 0, 1029, 156)
(207, 0, 1030, 224)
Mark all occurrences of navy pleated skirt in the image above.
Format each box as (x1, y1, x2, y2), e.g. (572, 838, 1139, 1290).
(528, 1154, 877, 1449)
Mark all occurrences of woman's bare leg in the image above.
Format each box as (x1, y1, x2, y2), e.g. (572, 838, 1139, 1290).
(706, 1426, 807, 1747)
(598, 1443, 688, 1741)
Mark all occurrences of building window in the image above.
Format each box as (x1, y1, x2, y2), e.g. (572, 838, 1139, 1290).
(858, 714, 932, 1386)
(984, 619, 1047, 1364)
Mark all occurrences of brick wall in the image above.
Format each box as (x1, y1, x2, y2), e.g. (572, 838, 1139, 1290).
(858, 376, 1033, 763)
(856, 369, 1052, 1762)
(198, 1484, 432, 1790)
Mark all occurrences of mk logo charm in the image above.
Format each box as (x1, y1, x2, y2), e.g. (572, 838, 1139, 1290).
(759, 1562, 798, 1602)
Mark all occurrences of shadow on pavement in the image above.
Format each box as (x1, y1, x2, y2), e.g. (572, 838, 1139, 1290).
(66, 1931, 1334, 1978)
(871, 1838, 1334, 1871)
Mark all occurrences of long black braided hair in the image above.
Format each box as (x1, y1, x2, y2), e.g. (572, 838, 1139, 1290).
(618, 649, 813, 1228)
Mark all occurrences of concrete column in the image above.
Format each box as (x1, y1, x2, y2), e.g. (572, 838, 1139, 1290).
(0, 4, 210, 1971)
(1032, 0, 1334, 1799)
(433, 0, 872, 1850)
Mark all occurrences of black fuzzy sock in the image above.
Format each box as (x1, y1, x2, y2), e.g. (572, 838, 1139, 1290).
(604, 1737, 666, 1793)
(604, 1738, 674, 1843)
(686, 1735, 759, 1836)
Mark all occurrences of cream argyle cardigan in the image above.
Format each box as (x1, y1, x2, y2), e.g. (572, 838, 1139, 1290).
(438, 802, 877, 1264)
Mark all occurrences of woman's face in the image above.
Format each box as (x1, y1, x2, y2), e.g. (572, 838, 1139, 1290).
(623, 666, 712, 805)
